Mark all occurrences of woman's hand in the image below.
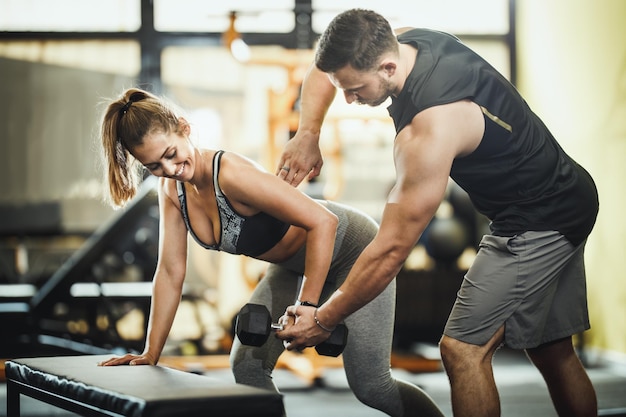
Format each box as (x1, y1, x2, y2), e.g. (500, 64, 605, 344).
(97, 353, 156, 367)
(275, 312, 296, 331)
(276, 305, 331, 350)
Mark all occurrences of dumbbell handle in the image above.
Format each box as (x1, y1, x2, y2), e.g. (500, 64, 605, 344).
(272, 320, 347, 357)
(236, 303, 347, 357)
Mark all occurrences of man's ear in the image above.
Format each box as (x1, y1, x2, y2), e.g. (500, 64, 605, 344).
(380, 59, 397, 77)
(178, 117, 191, 136)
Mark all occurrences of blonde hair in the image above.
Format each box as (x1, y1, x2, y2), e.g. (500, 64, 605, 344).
(100, 88, 182, 208)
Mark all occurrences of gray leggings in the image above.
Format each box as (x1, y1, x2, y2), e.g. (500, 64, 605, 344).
(230, 201, 443, 417)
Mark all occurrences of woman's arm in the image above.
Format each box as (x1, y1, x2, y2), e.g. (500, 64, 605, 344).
(221, 153, 338, 306)
(99, 178, 189, 366)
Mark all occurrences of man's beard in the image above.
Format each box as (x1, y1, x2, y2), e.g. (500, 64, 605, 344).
(357, 76, 394, 107)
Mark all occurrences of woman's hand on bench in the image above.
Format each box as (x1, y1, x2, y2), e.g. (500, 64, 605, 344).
(98, 353, 156, 367)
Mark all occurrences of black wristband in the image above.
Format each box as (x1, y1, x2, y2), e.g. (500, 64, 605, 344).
(295, 300, 319, 308)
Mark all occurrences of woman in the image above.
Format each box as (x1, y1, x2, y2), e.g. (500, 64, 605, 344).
(97, 87, 443, 417)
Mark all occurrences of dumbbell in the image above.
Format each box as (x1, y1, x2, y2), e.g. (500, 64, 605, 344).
(235, 303, 348, 357)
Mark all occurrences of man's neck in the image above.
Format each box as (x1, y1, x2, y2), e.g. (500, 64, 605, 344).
(394, 43, 418, 95)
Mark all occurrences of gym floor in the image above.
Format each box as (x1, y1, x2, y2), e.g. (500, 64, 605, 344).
(1, 347, 625, 417)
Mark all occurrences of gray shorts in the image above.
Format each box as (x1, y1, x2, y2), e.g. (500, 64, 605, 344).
(443, 230, 590, 349)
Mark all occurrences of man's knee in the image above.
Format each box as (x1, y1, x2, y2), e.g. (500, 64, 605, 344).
(439, 335, 474, 372)
(439, 327, 505, 370)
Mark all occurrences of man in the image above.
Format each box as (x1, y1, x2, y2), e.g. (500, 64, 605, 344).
(276, 8, 599, 417)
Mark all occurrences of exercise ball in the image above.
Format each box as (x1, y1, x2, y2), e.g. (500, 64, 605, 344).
(423, 216, 470, 264)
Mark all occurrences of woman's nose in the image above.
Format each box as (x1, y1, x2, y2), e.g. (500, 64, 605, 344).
(162, 160, 177, 177)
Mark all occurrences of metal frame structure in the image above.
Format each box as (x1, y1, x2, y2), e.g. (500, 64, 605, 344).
(0, 0, 517, 91)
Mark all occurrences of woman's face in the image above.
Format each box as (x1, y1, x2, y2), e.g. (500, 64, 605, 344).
(132, 127, 194, 181)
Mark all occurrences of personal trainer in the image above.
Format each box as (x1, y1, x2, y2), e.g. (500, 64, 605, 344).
(276, 9, 600, 417)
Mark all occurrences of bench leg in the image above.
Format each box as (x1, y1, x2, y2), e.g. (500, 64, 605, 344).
(6, 381, 21, 417)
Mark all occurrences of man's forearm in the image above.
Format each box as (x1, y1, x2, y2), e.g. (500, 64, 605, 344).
(297, 65, 337, 133)
(316, 242, 406, 328)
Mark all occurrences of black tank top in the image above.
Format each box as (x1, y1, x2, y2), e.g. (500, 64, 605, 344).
(388, 29, 598, 245)
(177, 151, 290, 257)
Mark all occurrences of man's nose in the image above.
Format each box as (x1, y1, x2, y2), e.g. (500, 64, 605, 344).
(343, 90, 357, 104)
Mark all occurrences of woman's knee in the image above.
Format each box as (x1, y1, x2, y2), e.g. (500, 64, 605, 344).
(348, 372, 396, 407)
(230, 343, 264, 375)
(229, 343, 249, 375)
(230, 343, 278, 390)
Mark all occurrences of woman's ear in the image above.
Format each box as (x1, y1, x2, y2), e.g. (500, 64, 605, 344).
(178, 117, 191, 136)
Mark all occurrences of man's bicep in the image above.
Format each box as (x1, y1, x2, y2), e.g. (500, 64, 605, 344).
(380, 173, 446, 256)
(392, 123, 452, 209)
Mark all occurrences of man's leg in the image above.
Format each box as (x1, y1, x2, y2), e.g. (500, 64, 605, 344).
(526, 336, 597, 417)
(440, 325, 505, 417)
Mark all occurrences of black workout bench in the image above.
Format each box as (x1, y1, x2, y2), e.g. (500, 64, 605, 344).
(5, 355, 284, 417)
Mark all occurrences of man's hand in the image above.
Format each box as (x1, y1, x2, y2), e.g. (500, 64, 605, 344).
(276, 305, 331, 350)
(276, 130, 323, 187)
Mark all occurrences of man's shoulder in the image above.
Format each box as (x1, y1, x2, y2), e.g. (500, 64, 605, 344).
(394, 27, 414, 36)
(397, 28, 461, 43)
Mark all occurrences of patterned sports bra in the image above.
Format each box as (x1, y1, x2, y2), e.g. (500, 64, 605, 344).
(176, 150, 290, 257)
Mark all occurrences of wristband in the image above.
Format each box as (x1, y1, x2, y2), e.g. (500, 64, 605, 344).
(295, 300, 319, 308)
(314, 308, 336, 333)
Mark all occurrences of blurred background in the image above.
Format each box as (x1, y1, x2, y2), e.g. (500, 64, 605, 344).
(0, 0, 624, 377)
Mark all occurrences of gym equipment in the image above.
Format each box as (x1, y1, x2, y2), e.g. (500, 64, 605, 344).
(5, 355, 284, 417)
(0, 177, 161, 358)
(423, 216, 470, 264)
(235, 303, 348, 357)
(447, 181, 491, 248)
(30, 178, 159, 314)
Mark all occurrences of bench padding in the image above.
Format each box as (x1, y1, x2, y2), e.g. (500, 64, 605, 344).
(5, 355, 284, 417)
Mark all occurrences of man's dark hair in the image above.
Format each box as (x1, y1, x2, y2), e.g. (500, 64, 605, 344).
(315, 9, 398, 73)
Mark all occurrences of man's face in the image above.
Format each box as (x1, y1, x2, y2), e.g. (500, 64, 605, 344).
(328, 65, 394, 107)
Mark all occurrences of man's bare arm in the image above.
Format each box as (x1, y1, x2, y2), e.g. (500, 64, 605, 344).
(277, 65, 337, 186)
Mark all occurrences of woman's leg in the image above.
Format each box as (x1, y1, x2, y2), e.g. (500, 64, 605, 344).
(341, 279, 444, 417)
(230, 264, 300, 392)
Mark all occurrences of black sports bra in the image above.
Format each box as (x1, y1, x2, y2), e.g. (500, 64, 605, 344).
(176, 151, 290, 257)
